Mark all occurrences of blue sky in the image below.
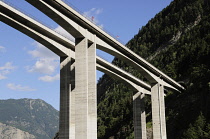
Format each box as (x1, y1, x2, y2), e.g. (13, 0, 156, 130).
(0, 0, 172, 110)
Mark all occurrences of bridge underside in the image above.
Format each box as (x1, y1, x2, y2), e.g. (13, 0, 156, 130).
(0, 1, 184, 139)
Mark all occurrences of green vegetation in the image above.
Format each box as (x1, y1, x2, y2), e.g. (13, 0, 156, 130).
(0, 98, 59, 139)
(183, 113, 210, 139)
(97, 0, 210, 138)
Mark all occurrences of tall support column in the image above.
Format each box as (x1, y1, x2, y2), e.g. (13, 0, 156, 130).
(151, 83, 167, 139)
(140, 93, 147, 139)
(88, 35, 97, 139)
(60, 56, 75, 139)
(69, 62, 76, 139)
(75, 37, 89, 139)
(133, 92, 147, 139)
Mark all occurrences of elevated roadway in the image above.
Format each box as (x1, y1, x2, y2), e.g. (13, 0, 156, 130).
(0, 1, 185, 139)
(0, 1, 151, 93)
(25, 0, 184, 91)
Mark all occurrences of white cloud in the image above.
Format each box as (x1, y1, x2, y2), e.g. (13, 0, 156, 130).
(26, 26, 74, 82)
(0, 62, 15, 70)
(84, 8, 103, 17)
(27, 59, 58, 74)
(95, 8, 103, 15)
(7, 83, 36, 92)
(27, 42, 59, 75)
(0, 46, 6, 53)
(28, 42, 58, 60)
(0, 74, 6, 80)
(26, 8, 103, 81)
(54, 26, 75, 42)
(38, 74, 60, 82)
(83, 8, 104, 28)
(0, 62, 15, 80)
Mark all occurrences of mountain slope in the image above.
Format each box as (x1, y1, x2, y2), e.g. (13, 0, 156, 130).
(97, 0, 210, 138)
(0, 122, 36, 139)
(0, 98, 59, 139)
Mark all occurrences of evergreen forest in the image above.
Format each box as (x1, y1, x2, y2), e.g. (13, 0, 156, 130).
(97, 0, 210, 138)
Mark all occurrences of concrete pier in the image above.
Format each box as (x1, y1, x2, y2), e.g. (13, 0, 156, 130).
(75, 37, 89, 139)
(151, 83, 167, 139)
(133, 92, 147, 139)
(88, 36, 97, 139)
(0, 1, 185, 139)
(60, 56, 75, 139)
(74, 35, 97, 139)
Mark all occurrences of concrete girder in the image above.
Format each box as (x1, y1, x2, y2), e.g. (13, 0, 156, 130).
(0, 6, 151, 95)
(97, 64, 151, 95)
(27, 0, 106, 39)
(96, 41, 179, 91)
(25, 0, 184, 91)
(0, 1, 176, 139)
(0, 2, 75, 50)
(33, 1, 171, 138)
(0, 1, 77, 58)
(0, 1, 151, 94)
(25, 0, 154, 85)
(24, 0, 108, 46)
(26, 0, 178, 92)
(0, 1, 75, 50)
(0, 12, 69, 57)
(25, 0, 83, 38)
(96, 56, 151, 92)
(26, 0, 184, 91)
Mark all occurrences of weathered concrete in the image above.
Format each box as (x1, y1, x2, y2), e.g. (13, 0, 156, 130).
(0, 1, 74, 52)
(26, 0, 184, 91)
(75, 37, 89, 139)
(133, 92, 147, 139)
(87, 36, 97, 139)
(0, 1, 185, 139)
(60, 56, 75, 139)
(74, 36, 97, 138)
(74, 36, 97, 139)
(0, 12, 69, 57)
(96, 56, 151, 91)
(0, 0, 180, 91)
(151, 83, 167, 139)
(0, 1, 151, 94)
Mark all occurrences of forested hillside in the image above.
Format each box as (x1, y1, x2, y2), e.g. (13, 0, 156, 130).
(97, 0, 210, 138)
(0, 99, 59, 139)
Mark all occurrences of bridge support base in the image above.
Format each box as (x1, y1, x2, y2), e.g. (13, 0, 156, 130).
(59, 56, 75, 139)
(133, 92, 147, 139)
(151, 83, 167, 139)
(75, 36, 97, 139)
(87, 36, 97, 139)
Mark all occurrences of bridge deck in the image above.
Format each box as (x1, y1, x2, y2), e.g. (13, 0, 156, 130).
(25, 0, 184, 91)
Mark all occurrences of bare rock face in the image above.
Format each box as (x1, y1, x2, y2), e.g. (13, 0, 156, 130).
(0, 122, 36, 139)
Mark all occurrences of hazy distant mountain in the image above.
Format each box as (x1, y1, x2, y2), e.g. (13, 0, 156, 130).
(0, 122, 36, 139)
(0, 98, 59, 139)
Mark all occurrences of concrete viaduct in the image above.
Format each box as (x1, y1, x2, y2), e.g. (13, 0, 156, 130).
(0, 1, 184, 139)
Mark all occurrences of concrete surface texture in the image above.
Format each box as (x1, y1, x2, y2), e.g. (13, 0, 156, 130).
(0, 1, 185, 139)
